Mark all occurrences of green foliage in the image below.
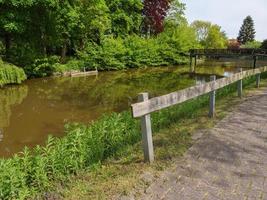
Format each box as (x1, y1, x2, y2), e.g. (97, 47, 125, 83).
(0, 73, 265, 199)
(53, 59, 85, 74)
(0, 60, 26, 87)
(0, 0, 228, 77)
(261, 39, 267, 49)
(80, 25, 198, 71)
(80, 37, 128, 70)
(241, 41, 262, 49)
(106, 0, 143, 37)
(24, 56, 60, 78)
(191, 20, 227, 49)
(205, 25, 227, 49)
(237, 16, 256, 45)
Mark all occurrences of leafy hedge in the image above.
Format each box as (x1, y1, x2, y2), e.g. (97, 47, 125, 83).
(79, 26, 198, 71)
(0, 73, 265, 199)
(0, 60, 27, 87)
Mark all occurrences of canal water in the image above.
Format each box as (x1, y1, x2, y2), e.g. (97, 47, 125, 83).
(0, 60, 265, 157)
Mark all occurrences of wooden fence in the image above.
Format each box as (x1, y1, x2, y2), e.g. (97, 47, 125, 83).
(190, 48, 267, 57)
(131, 66, 267, 163)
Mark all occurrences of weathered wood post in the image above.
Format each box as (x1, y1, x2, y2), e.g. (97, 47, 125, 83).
(138, 93, 154, 163)
(238, 68, 243, 98)
(256, 74, 261, 88)
(253, 55, 257, 69)
(209, 75, 216, 118)
(190, 55, 193, 72)
(194, 55, 197, 67)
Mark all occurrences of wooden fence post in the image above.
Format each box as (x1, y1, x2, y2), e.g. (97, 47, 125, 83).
(238, 68, 243, 98)
(209, 75, 216, 118)
(138, 93, 154, 163)
(256, 74, 261, 88)
(253, 55, 257, 69)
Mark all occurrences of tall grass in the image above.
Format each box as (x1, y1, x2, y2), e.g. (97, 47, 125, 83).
(0, 60, 27, 87)
(0, 73, 266, 199)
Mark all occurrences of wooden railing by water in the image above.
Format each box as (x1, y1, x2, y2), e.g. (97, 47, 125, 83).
(131, 66, 267, 163)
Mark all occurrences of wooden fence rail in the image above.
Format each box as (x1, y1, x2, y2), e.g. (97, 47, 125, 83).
(131, 66, 267, 163)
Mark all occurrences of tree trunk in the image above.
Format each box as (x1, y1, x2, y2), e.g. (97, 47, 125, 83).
(60, 42, 67, 63)
(41, 32, 47, 56)
(79, 39, 85, 51)
(4, 33, 11, 58)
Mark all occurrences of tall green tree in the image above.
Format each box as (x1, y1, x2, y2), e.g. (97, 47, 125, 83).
(191, 20, 211, 42)
(191, 20, 227, 48)
(105, 0, 143, 37)
(0, 0, 33, 58)
(237, 16, 256, 44)
(205, 25, 227, 49)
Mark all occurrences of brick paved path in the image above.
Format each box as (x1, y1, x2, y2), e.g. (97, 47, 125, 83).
(133, 90, 267, 200)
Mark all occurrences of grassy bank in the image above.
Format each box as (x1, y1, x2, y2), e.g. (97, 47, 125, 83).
(0, 73, 266, 199)
(0, 60, 27, 87)
(60, 75, 267, 200)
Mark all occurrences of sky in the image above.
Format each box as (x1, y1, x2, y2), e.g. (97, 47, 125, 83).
(182, 0, 267, 41)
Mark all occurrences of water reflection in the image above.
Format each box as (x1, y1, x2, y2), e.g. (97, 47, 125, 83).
(0, 85, 28, 153)
(0, 85, 28, 128)
(0, 60, 266, 157)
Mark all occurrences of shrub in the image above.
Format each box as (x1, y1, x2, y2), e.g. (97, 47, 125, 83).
(0, 60, 27, 87)
(80, 37, 127, 70)
(53, 59, 85, 74)
(241, 41, 262, 49)
(24, 56, 60, 78)
(79, 31, 197, 71)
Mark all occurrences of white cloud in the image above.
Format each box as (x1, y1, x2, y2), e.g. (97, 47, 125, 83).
(182, 0, 267, 40)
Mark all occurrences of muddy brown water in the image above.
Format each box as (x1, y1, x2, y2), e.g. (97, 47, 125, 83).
(0, 60, 265, 158)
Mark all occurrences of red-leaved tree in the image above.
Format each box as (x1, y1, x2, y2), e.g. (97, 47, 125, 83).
(143, 0, 171, 35)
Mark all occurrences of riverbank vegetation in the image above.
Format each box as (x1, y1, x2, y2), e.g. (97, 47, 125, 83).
(0, 72, 266, 199)
(1, 1, 265, 78)
(0, 0, 231, 78)
(0, 59, 26, 87)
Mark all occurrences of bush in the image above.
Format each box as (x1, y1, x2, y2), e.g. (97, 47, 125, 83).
(24, 56, 60, 78)
(241, 41, 262, 49)
(79, 30, 197, 71)
(53, 59, 85, 74)
(0, 60, 27, 87)
(80, 37, 127, 70)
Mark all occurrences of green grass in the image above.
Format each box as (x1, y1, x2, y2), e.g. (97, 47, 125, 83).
(0, 72, 266, 200)
(59, 74, 267, 200)
(0, 60, 27, 87)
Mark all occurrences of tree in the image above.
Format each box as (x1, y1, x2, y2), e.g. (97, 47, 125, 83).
(237, 16, 256, 44)
(165, 0, 186, 26)
(261, 39, 267, 49)
(105, 0, 143, 37)
(142, 0, 171, 35)
(205, 25, 227, 49)
(0, 0, 33, 58)
(191, 21, 227, 48)
(227, 39, 240, 49)
(191, 20, 211, 42)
